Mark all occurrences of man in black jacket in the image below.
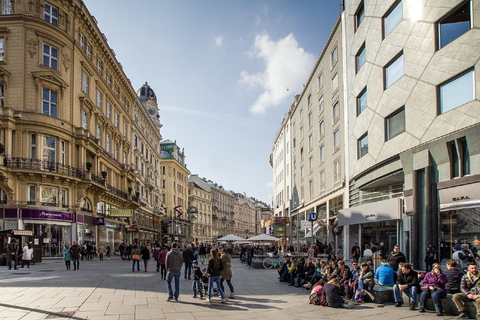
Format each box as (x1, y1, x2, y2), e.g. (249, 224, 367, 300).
(453, 262, 480, 319)
(393, 263, 419, 310)
(182, 244, 195, 279)
(388, 245, 407, 271)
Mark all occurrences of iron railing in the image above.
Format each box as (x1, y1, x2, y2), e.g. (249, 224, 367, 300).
(4, 158, 86, 179)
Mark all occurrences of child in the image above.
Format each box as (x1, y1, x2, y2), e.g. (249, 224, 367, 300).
(192, 260, 204, 299)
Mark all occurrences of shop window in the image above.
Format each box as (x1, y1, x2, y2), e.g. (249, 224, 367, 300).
(357, 87, 367, 116)
(437, 1, 471, 49)
(438, 70, 474, 114)
(383, 1, 403, 38)
(358, 133, 368, 159)
(384, 52, 404, 89)
(385, 107, 405, 141)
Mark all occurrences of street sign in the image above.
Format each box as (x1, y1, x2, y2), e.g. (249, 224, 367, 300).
(300, 220, 311, 230)
(307, 212, 318, 222)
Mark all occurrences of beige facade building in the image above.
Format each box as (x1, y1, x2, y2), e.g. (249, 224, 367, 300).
(0, 0, 162, 256)
(160, 140, 190, 246)
(188, 174, 212, 245)
(233, 193, 256, 239)
(207, 181, 234, 239)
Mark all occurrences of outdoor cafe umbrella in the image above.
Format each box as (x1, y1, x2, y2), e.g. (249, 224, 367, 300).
(247, 234, 279, 242)
(217, 234, 245, 242)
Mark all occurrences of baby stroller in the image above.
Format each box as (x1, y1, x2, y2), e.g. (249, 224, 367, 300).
(202, 269, 219, 297)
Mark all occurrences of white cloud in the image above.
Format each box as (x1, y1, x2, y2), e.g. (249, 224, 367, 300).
(214, 36, 224, 47)
(240, 33, 315, 115)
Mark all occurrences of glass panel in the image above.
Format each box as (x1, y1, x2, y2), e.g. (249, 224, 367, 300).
(386, 54, 404, 88)
(438, 2, 470, 49)
(358, 134, 368, 158)
(440, 71, 473, 113)
(384, 1, 403, 37)
(357, 46, 366, 72)
(357, 89, 367, 115)
(387, 108, 405, 140)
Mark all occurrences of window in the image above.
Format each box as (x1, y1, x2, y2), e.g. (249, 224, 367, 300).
(96, 124, 101, 140)
(300, 126, 304, 139)
(106, 134, 110, 153)
(383, 1, 403, 38)
(86, 44, 91, 59)
(30, 133, 37, 160)
(82, 72, 89, 93)
(299, 109, 303, 121)
(308, 135, 313, 149)
(384, 52, 404, 88)
(320, 171, 326, 191)
(385, 107, 405, 140)
(114, 142, 118, 160)
(106, 73, 112, 87)
(319, 97, 324, 113)
(42, 136, 56, 171)
(333, 129, 340, 150)
(356, 43, 366, 73)
(459, 137, 470, 177)
(114, 85, 119, 98)
(61, 189, 68, 208)
(106, 102, 111, 118)
(332, 73, 339, 93)
(301, 166, 304, 178)
(438, 70, 474, 114)
(43, 43, 58, 70)
(437, 1, 471, 49)
(44, 3, 58, 26)
(317, 73, 324, 90)
(319, 145, 325, 162)
(97, 59, 103, 75)
(123, 151, 127, 165)
(358, 133, 368, 159)
(308, 112, 313, 128)
(0, 83, 4, 107)
(319, 120, 325, 138)
(28, 185, 36, 204)
(333, 102, 340, 122)
(40, 186, 57, 206)
(2, 0, 11, 14)
(60, 141, 65, 165)
(81, 110, 87, 129)
(357, 88, 367, 116)
(42, 88, 58, 117)
(309, 179, 314, 198)
(123, 123, 127, 137)
(333, 158, 341, 183)
(355, 1, 365, 31)
(79, 33, 85, 50)
(114, 112, 119, 127)
(307, 94, 312, 108)
(96, 90, 102, 108)
(309, 157, 314, 171)
(0, 37, 4, 61)
(331, 46, 338, 68)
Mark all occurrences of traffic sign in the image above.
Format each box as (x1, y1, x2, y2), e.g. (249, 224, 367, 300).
(307, 212, 318, 222)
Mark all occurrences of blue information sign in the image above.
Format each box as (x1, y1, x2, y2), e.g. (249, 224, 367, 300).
(307, 212, 318, 222)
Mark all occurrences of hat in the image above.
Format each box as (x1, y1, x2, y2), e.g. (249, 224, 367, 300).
(461, 244, 468, 249)
(192, 260, 198, 264)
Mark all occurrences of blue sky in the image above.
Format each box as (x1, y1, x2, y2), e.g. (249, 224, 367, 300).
(82, 0, 342, 204)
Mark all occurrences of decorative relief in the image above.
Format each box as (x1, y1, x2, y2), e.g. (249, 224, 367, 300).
(27, 38, 38, 58)
(62, 53, 70, 71)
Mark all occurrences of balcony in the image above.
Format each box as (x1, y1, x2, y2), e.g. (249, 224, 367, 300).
(4, 158, 86, 180)
(145, 176, 155, 188)
(139, 195, 148, 205)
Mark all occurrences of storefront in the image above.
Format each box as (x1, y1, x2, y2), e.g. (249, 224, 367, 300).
(22, 209, 73, 258)
(439, 181, 480, 259)
(76, 214, 96, 245)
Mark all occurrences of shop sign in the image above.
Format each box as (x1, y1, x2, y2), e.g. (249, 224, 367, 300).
(275, 224, 286, 236)
(105, 222, 118, 229)
(439, 182, 480, 211)
(300, 220, 311, 230)
(109, 209, 133, 217)
(338, 198, 402, 226)
(126, 227, 138, 232)
(96, 218, 105, 226)
(22, 209, 73, 222)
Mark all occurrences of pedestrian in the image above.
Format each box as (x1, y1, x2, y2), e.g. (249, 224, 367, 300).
(246, 245, 254, 268)
(378, 242, 387, 260)
(192, 260, 204, 299)
(206, 249, 227, 303)
(158, 247, 167, 280)
(419, 264, 447, 316)
(131, 244, 140, 272)
(119, 242, 125, 258)
(21, 242, 34, 268)
(199, 243, 206, 264)
(106, 243, 111, 259)
(351, 243, 361, 262)
(166, 242, 183, 302)
(63, 242, 71, 270)
(444, 259, 463, 294)
(220, 248, 235, 299)
(141, 245, 150, 272)
(98, 243, 105, 261)
(453, 262, 480, 319)
(388, 244, 406, 272)
(424, 245, 437, 272)
(6, 238, 19, 270)
(393, 263, 419, 310)
(182, 244, 195, 279)
(70, 241, 81, 270)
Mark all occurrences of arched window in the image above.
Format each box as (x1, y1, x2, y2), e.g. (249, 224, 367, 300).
(0, 188, 7, 204)
(81, 197, 92, 213)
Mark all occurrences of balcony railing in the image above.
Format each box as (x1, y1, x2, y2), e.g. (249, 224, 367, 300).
(4, 158, 86, 179)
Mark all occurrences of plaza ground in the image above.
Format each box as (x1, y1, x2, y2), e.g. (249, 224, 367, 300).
(0, 256, 460, 319)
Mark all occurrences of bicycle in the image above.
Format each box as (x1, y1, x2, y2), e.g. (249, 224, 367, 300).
(263, 252, 285, 269)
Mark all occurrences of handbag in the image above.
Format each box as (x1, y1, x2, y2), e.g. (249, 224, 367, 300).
(132, 254, 140, 261)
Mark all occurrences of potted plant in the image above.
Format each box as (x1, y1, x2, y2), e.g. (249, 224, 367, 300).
(85, 162, 92, 171)
(127, 187, 132, 194)
(101, 171, 107, 179)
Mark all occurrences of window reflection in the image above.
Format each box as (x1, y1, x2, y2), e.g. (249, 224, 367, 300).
(439, 70, 473, 114)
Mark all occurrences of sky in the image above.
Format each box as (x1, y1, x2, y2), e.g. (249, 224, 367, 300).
(82, 0, 343, 205)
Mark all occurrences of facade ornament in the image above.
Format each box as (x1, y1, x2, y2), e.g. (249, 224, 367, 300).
(27, 38, 37, 58)
(62, 53, 70, 71)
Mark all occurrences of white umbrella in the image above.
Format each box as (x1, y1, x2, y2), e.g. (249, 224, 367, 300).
(247, 234, 279, 242)
(217, 234, 245, 242)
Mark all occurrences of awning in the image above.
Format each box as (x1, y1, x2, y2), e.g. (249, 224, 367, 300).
(338, 198, 402, 226)
(10, 230, 33, 236)
(439, 200, 480, 212)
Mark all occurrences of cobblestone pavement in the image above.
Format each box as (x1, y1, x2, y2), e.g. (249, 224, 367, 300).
(0, 256, 458, 319)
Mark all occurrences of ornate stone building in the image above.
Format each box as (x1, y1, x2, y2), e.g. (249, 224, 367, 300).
(188, 174, 212, 245)
(207, 181, 234, 239)
(0, 0, 163, 256)
(160, 139, 190, 246)
(233, 193, 256, 239)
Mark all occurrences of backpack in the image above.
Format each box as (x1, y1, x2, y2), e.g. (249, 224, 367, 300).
(309, 292, 327, 307)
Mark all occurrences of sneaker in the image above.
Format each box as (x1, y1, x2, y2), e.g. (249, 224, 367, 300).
(395, 302, 402, 307)
(357, 298, 363, 302)
(229, 293, 235, 299)
(437, 311, 444, 316)
(303, 283, 312, 289)
(199, 297, 205, 300)
(167, 296, 174, 301)
(419, 308, 426, 313)
(409, 303, 416, 310)
(175, 298, 178, 302)
(221, 298, 228, 303)
(205, 298, 211, 303)
(455, 313, 469, 319)
(193, 295, 197, 298)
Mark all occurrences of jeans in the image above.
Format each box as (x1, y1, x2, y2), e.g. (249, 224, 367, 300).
(72, 257, 80, 270)
(166, 273, 180, 299)
(393, 284, 418, 304)
(420, 289, 447, 311)
(220, 278, 234, 294)
(354, 279, 365, 300)
(160, 264, 166, 279)
(184, 262, 192, 278)
(8, 253, 18, 269)
(208, 276, 225, 299)
(192, 280, 203, 297)
(132, 260, 139, 271)
(247, 254, 253, 267)
(143, 259, 149, 271)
